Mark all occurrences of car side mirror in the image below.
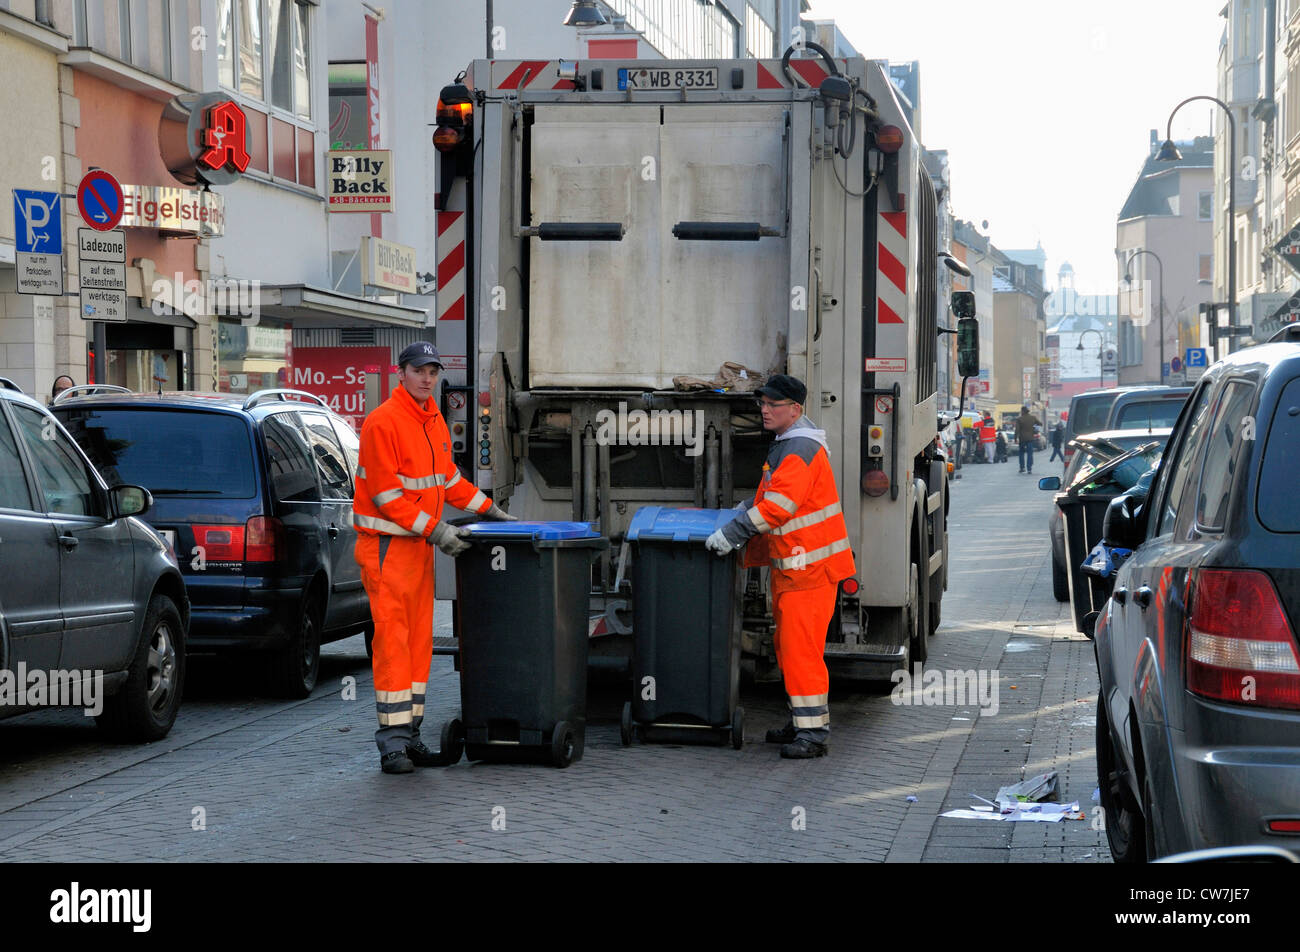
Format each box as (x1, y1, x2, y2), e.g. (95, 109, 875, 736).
(1102, 489, 1147, 549)
(1037, 476, 1061, 491)
(111, 484, 152, 519)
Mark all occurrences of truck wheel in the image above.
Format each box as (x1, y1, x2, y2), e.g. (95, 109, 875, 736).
(97, 594, 186, 742)
(270, 590, 323, 699)
(910, 563, 929, 665)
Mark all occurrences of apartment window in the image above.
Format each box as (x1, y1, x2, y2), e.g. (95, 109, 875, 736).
(1199, 253, 1213, 284)
(746, 5, 775, 57)
(1198, 190, 1213, 221)
(223, 0, 312, 118)
(218, 0, 317, 190)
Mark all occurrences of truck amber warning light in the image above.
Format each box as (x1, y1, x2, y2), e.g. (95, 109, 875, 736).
(435, 82, 474, 153)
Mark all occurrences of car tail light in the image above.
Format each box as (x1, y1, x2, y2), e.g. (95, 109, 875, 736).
(1268, 819, 1300, 833)
(193, 524, 244, 562)
(1185, 568, 1300, 711)
(245, 516, 284, 563)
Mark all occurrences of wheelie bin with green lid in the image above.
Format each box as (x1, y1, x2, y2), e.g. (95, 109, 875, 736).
(622, 506, 745, 749)
(437, 521, 607, 768)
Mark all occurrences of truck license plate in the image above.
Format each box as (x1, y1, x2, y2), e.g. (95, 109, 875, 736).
(618, 67, 719, 91)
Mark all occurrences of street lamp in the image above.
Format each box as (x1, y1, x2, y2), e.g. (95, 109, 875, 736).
(1158, 96, 1236, 353)
(1124, 249, 1166, 384)
(563, 1, 608, 26)
(1078, 327, 1105, 388)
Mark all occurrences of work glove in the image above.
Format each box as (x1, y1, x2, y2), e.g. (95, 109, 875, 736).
(427, 520, 472, 557)
(482, 503, 518, 522)
(705, 528, 735, 556)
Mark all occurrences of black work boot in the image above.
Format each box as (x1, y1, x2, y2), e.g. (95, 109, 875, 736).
(406, 739, 443, 767)
(780, 737, 828, 759)
(765, 723, 797, 744)
(380, 750, 414, 774)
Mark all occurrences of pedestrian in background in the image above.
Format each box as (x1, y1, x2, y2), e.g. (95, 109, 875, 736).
(1049, 419, 1065, 464)
(1015, 404, 1041, 474)
(49, 375, 74, 405)
(705, 374, 854, 760)
(979, 411, 996, 463)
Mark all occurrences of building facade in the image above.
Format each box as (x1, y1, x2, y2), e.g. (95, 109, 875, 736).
(1115, 133, 1215, 385)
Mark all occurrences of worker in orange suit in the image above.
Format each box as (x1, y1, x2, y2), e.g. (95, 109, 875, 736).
(705, 374, 855, 759)
(353, 341, 515, 774)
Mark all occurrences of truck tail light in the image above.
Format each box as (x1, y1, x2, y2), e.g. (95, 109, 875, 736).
(245, 516, 285, 563)
(1185, 568, 1300, 711)
(842, 578, 860, 596)
(874, 124, 904, 154)
(862, 469, 889, 497)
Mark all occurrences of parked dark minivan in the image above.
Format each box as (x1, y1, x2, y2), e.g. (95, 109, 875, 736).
(1092, 342, 1300, 861)
(54, 389, 371, 698)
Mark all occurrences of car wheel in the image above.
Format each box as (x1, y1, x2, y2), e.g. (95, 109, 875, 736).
(1096, 701, 1147, 863)
(270, 590, 323, 699)
(97, 593, 186, 742)
(1052, 555, 1070, 602)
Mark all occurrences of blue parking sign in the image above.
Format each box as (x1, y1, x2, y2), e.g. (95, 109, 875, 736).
(13, 189, 62, 254)
(1185, 348, 1208, 368)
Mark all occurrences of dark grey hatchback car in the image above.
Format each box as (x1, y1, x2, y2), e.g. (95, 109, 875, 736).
(0, 379, 188, 740)
(1093, 342, 1300, 861)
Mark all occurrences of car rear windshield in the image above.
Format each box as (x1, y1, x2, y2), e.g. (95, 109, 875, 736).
(1070, 395, 1114, 435)
(1112, 399, 1186, 430)
(1258, 376, 1300, 532)
(57, 408, 255, 497)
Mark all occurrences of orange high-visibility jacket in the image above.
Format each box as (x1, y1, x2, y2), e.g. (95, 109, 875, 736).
(721, 417, 856, 593)
(353, 384, 491, 538)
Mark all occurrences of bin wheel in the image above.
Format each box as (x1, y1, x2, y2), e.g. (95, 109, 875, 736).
(440, 718, 464, 766)
(620, 702, 633, 747)
(730, 706, 745, 750)
(551, 721, 576, 768)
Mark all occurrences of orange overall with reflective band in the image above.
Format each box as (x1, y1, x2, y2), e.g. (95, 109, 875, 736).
(353, 385, 491, 753)
(724, 421, 855, 737)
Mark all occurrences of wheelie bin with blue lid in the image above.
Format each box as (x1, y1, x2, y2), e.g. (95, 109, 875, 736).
(437, 520, 607, 768)
(623, 506, 745, 749)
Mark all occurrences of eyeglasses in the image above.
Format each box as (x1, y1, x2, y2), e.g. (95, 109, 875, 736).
(756, 399, 795, 410)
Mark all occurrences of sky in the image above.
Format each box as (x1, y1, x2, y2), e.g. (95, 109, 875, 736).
(805, 0, 1228, 294)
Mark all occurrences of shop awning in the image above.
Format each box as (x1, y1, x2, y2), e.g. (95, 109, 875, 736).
(1273, 229, 1300, 275)
(256, 284, 430, 330)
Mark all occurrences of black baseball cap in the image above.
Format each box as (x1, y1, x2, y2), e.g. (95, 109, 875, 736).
(398, 342, 443, 369)
(755, 374, 807, 405)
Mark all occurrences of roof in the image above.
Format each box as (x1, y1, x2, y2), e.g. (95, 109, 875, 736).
(1118, 138, 1214, 220)
(49, 390, 335, 416)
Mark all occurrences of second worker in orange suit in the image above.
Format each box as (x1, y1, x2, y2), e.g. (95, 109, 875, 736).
(353, 342, 516, 774)
(705, 374, 855, 759)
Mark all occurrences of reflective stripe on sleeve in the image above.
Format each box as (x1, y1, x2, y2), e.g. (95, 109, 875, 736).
(355, 466, 367, 479)
(354, 512, 419, 536)
(770, 502, 842, 536)
(398, 473, 446, 490)
(771, 536, 851, 570)
(466, 489, 490, 512)
(412, 511, 432, 535)
(372, 488, 404, 507)
(446, 471, 463, 489)
(747, 506, 772, 532)
(764, 491, 797, 515)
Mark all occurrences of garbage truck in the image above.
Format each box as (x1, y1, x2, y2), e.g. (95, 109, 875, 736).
(428, 46, 966, 679)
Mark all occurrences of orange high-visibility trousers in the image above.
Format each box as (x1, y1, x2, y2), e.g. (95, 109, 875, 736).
(772, 582, 836, 740)
(357, 533, 434, 755)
